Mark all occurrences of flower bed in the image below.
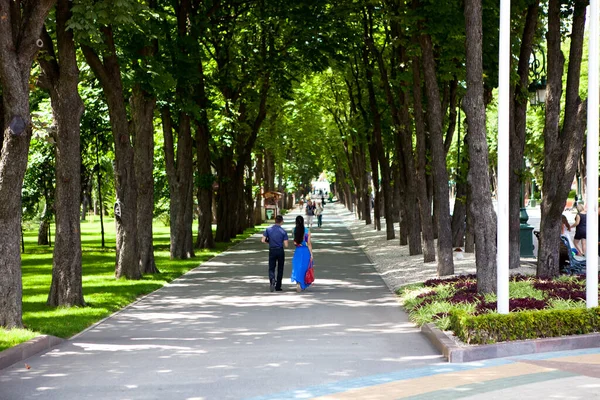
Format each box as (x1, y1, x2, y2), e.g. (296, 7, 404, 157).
(398, 274, 598, 344)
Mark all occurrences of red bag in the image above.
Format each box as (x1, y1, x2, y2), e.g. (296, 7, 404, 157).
(305, 262, 315, 285)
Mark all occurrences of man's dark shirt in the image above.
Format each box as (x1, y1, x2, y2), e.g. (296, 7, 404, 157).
(264, 224, 288, 249)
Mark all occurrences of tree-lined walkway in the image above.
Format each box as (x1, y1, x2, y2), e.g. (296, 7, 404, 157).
(0, 209, 439, 399)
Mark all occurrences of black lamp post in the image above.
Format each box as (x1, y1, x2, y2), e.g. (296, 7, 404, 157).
(519, 47, 547, 258)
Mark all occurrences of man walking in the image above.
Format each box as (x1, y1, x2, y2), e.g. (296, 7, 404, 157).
(316, 202, 323, 228)
(261, 215, 289, 292)
(305, 200, 316, 228)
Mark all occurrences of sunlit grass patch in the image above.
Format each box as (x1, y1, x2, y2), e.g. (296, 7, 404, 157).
(0, 329, 40, 351)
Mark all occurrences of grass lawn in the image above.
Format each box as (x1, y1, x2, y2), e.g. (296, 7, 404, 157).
(0, 217, 267, 352)
(398, 274, 589, 333)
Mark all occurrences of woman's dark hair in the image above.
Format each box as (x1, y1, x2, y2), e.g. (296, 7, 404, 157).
(562, 215, 571, 231)
(294, 215, 305, 244)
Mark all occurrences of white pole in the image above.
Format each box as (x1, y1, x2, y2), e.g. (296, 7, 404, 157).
(587, 0, 599, 308)
(497, 0, 510, 314)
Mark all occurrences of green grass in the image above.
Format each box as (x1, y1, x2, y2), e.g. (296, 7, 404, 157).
(0, 217, 267, 352)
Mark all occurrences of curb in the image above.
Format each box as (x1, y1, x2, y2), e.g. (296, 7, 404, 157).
(0, 335, 65, 371)
(422, 322, 600, 363)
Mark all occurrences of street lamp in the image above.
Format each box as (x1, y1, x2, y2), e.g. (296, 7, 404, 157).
(528, 47, 547, 106)
(518, 48, 547, 258)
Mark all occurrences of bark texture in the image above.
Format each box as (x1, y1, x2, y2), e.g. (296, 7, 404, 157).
(412, 57, 435, 262)
(463, 0, 497, 293)
(194, 57, 215, 249)
(196, 123, 215, 249)
(419, 33, 454, 275)
(131, 86, 158, 273)
(0, 0, 56, 327)
(162, 107, 195, 258)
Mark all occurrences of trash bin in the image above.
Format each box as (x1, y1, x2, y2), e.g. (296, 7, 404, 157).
(266, 209, 274, 220)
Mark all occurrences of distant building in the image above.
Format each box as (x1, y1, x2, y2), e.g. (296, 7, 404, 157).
(312, 172, 330, 195)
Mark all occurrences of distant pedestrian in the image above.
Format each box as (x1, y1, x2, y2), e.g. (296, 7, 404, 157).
(290, 215, 313, 293)
(261, 215, 289, 292)
(315, 202, 323, 228)
(321, 192, 326, 207)
(572, 203, 587, 257)
(305, 200, 316, 228)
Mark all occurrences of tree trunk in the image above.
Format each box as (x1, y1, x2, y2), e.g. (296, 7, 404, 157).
(369, 143, 382, 231)
(451, 173, 468, 247)
(215, 156, 240, 242)
(80, 194, 89, 221)
(245, 168, 254, 229)
(0, 93, 3, 154)
(38, 220, 50, 246)
(396, 151, 409, 246)
(0, 0, 56, 327)
(452, 131, 469, 248)
(412, 56, 435, 262)
(184, 177, 195, 256)
(419, 33, 454, 275)
(464, 0, 497, 292)
(254, 152, 264, 225)
(196, 121, 215, 249)
(162, 109, 195, 259)
(131, 86, 158, 274)
(537, 0, 587, 278)
(465, 193, 476, 253)
(392, 161, 401, 223)
(362, 170, 372, 225)
(365, 10, 415, 245)
(509, 2, 539, 269)
(82, 28, 140, 280)
(47, 64, 85, 305)
(193, 57, 215, 249)
(264, 150, 275, 192)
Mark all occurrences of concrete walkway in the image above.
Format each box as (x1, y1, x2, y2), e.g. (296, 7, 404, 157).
(0, 208, 440, 399)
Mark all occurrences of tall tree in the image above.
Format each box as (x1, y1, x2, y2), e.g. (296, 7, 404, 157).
(419, 32, 454, 275)
(194, 50, 215, 249)
(463, 0, 497, 293)
(537, 0, 587, 278)
(363, 5, 397, 241)
(0, 0, 56, 327)
(81, 24, 141, 278)
(412, 56, 436, 262)
(160, 0, 196, 258)
(39, 0, 86, 306)
(508, 1, 539, 270)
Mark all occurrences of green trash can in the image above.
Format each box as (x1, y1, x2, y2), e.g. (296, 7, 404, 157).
(266, 209, 274, 220)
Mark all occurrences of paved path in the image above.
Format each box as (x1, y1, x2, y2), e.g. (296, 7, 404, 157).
(0, 209, 440, 399)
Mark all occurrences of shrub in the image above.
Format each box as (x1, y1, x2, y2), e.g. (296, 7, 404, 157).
(476, 297, 548, 314)
(449, 307, 600, 344)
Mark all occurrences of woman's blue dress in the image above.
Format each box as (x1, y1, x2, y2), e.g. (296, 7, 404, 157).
(291, 228, 312, 290)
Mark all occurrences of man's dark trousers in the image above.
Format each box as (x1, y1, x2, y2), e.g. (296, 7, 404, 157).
(268, 247, 285, 290)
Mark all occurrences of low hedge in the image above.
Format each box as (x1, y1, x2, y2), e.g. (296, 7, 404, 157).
(449, 307, 600, 344)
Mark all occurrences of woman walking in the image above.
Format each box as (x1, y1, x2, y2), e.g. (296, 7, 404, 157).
(291, 215, 313, 292)
(572, 203, 587, 256)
